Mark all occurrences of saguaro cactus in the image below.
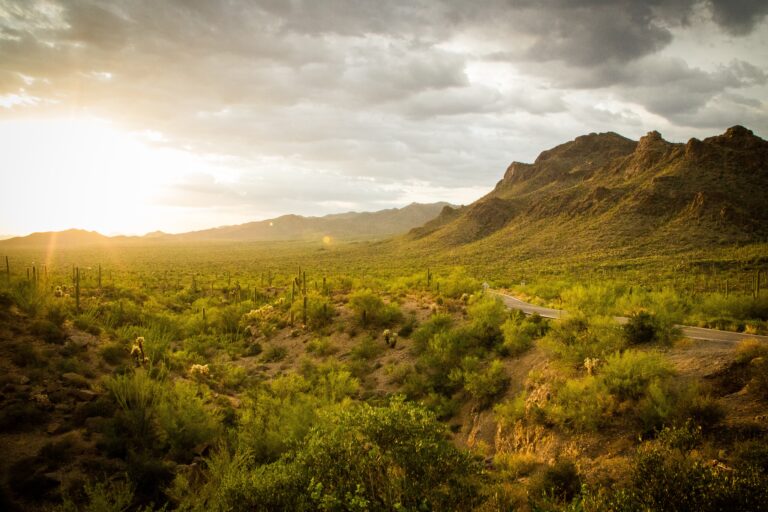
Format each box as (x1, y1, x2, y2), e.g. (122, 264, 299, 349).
(75, 267, 80, 312)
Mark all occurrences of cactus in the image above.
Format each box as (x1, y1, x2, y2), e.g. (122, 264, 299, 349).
(5, 255, 8, 283)
(75, 267, 80, 312)
(303, 295, 308, 326)
(130, 336, 148, 367)
(98, 264, 102, 288)
(427, 267, 432, 288)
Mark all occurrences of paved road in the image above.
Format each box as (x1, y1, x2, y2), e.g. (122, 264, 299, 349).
(492, 291, 768, 344)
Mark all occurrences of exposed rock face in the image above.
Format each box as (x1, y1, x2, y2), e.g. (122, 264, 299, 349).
(411, 126, 768, 252)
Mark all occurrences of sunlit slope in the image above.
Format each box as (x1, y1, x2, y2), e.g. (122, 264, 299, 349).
(405, 126, 768, 261)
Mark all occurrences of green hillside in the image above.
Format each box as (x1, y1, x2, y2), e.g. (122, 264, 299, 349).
(406, 126, 768, 262)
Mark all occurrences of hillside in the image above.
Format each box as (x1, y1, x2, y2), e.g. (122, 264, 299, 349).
(169, 202, 452, 242)
(407, 126, 768, 261)
(0, 203, 451, 248)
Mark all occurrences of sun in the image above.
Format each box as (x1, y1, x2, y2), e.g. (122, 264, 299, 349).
(0, 116, 199, 235)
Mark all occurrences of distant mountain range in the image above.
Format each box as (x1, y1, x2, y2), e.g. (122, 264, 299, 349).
(406, 125, 768, 259)
(0, 202, 453, 247)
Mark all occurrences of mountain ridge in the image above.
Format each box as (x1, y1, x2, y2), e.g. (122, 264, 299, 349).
(0, 202, 454, 247)
(404, 125, 768, 259)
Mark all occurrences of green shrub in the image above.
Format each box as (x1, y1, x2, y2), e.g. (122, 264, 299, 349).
(11, 342, 44, 368)
(500, 311, 546, 356)
(531, 460, 582, 504)
(412, 313, 453, 354)
(547, 376, 612, 431)
(30, 318, 68, 344)
(466, 295, 507, 348)
(262, 344, 288, 363)
(452, 357, 509, 408)
(237, 375, 321, 464)
(350, 335, 383, 361)
(348, 289, 402, 328)
(156, 380, 220, 463)
(291, 294, 334, 330)
(538, 314, 624, 365)
(306, 337, 338, 357)
(599, 349, 672, 401)
(494, 391, 528, 428)
(296, 399, 483, 511)
(100, 342, 127, 365)
(397, 314, 418, 338)
(596, 424, 768, 512)
(440, 268, 481, 299)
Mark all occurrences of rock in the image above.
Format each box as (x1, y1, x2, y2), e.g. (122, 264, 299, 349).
(46, 422, 65, 435)
(74, 390, 97, 402)
(61, 373, 90, 389)
(18, 375, 30, 385)
(69, 334, 92, 348)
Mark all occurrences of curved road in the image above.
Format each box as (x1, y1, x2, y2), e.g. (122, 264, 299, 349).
(492, 291, 768, 344)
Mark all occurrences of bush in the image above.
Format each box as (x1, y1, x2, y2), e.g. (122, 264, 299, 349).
(350, 335, 383, 361)
(291, 294, 334, 330)
(452, 357, 509, 408)
(595, 423, 768, 512)
(397, 314, 418, 338)
(547, 376, 612, 431)
(440, 268, 481, 299)
(500, 311, 546, 356)
(412, 313, 453, 354)
(296, 399, 483, 511)
(531, 460, 582, 504)
(623, 310, 678, 346)
(599, 349, 672, 401)
(538, 314, 624, 365)
(466, 295, 507, 348)
(30, 319, 68, 344)
(623, 311, 659, 344)
(348, 289, 402, 328)
(306, 337, 338, 357)
(100, 342, 127, 365)
(262, 345, 288, 363)
(11, 341, 46, 368)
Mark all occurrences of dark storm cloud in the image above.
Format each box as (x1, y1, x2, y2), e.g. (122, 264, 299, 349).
(710, 0, 768, 35)
(0, 0, 766, 214)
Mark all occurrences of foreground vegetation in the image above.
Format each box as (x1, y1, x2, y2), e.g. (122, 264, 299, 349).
(0, 240, 767, 511)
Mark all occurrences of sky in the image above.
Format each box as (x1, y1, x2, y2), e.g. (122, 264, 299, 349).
(0, 0, 766, 236)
